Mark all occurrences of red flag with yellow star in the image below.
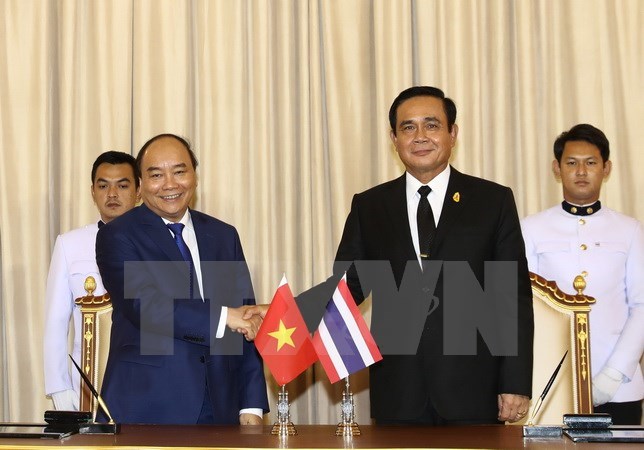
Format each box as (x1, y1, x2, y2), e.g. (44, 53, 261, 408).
(255, 275, 318, 385)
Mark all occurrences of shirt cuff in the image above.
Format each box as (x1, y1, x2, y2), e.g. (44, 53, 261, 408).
(239, 408, 263, 418)
(602, 366, 625, 383)
(216, 306, 228, 339)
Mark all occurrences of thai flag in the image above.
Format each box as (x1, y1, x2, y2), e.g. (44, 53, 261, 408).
(312, 275, 383, 383)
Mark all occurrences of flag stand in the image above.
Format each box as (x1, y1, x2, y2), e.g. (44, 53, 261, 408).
(335, 376, 361, 436)
(271, 385, 297, 436)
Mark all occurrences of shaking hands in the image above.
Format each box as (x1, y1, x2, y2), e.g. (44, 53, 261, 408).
(226, 304, 270, 341)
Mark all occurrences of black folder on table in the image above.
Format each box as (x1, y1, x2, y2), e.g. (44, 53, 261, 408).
(0, 423, 75, 439)
(564, 426, 644, 443)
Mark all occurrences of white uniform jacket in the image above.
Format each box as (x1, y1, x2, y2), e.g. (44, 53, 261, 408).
(521, 205, 644, 402)
(43, 223, 106, 399)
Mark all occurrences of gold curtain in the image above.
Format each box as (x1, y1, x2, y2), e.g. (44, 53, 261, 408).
(0, 0, 642, 422)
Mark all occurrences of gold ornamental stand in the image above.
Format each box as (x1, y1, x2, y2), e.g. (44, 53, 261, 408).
(271, 385, 297, 436)
(74, 276, 111, 413)
(335, 376, 360, 436)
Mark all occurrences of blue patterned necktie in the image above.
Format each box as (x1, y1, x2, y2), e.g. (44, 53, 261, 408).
(167, 222, 197, 299)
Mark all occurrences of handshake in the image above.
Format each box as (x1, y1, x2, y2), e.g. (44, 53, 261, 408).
(226, 304, 270, 341)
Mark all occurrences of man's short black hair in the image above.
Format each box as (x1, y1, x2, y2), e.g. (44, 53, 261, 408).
(389, 86, 457, 135)
(91, 151, 139, 188)
(553, 124, 610, 163)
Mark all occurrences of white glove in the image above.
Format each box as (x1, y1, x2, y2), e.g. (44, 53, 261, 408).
(51, 389, 79, 411)
(592, 366, 623, 407)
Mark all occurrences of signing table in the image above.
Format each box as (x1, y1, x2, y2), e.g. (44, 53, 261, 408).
(0, 424, 636, 449)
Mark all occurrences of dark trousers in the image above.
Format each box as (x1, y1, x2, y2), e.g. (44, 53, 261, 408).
(594, 400, 642, 425)
(197, 381, 214, 424)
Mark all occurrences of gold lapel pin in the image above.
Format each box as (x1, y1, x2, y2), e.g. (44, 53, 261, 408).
(453, 192, 460, 202)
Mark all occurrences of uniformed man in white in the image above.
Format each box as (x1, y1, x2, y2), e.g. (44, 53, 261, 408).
(521, 124, 643, 424)
(43, 151, 140, 410)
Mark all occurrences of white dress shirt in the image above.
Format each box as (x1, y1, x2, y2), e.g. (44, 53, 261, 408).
(163, 211, 226, 337)
(405, 166, 451, 265)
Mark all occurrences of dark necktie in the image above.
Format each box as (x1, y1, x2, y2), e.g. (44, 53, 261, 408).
(417, 185, 436, 260)
(167, 223, 197, 299)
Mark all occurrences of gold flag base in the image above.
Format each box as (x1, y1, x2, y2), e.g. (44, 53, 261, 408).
(335, 421, 361, 436)
(334, 377, 361, 436)
(271, 385, 297, 436)
(271, 421, 297, 436)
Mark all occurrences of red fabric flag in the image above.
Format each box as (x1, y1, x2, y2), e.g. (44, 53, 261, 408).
(255, 275, 318, 385)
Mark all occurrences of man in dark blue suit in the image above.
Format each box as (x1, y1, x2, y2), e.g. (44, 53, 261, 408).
(96, 134, 268, 424)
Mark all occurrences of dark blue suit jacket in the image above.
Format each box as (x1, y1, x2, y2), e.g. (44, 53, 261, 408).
(95, 204, 268, 424)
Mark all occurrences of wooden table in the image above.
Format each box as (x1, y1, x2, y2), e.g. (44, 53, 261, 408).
(0, 424, 635, 449)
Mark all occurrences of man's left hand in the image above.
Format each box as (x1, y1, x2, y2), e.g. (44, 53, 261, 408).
(497, 393, 530, 422)
(592, 366, 623, 406)
(243, 304, 270, 320)
(239, 413, 263, 425)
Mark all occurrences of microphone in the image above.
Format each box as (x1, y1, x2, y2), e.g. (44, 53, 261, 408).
(68, 355, 120, 434)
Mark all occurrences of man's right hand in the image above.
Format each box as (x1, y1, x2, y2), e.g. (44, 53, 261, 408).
(51, 389, 78, 411)
(226, 305, 264, 341)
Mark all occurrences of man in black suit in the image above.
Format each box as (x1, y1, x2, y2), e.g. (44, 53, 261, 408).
(337, 86, 534, 424)
(249, 86, 533, 424)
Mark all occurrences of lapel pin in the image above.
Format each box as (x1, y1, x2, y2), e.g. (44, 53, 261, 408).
(453, 192, 460, 203)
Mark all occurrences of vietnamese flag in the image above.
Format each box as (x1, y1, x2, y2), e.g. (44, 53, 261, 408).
(255, 275, 318, 385)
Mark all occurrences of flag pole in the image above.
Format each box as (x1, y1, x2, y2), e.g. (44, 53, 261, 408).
(271, 384, 297, 436)
(335, 376, 361, 436)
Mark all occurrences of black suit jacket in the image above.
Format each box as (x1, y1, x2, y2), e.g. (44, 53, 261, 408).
(301, 168, 533, 422)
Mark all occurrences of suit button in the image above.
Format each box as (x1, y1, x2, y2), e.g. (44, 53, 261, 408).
(579, 218, 586, 225)
(580, 244, 587, 250)
(199, 356, 205, 363)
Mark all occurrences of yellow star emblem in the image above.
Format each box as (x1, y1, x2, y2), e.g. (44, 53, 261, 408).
(268, 320, 296, 351)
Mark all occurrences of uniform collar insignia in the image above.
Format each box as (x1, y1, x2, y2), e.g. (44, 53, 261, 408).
(561, 200, 601, 216)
